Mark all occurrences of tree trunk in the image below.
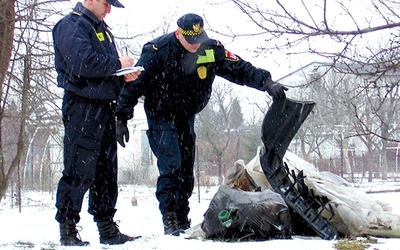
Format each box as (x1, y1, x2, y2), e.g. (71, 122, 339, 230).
(0, 0, 16, 202)
(381, 122, 389, 180)
(217, 152, 223, 185)
(0, 55, 29, 203)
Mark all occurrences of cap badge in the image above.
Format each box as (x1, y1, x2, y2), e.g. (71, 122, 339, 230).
(193, 23, 200, 33)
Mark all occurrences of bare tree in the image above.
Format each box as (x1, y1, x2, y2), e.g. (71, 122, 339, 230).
(196, 81, 246, 183)
(0, 0, 68, 203)
(218, 0, 400, 181)
(349, 74, 400, 180)
(223, 0, 400, 69)
(0, 0, 17, 203)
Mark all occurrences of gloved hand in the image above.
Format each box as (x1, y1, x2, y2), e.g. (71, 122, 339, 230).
(116, 119, 129, 147)
(262, 78, 288, 101)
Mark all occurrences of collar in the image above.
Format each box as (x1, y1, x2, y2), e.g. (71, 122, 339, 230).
(73, 2, 101, 25)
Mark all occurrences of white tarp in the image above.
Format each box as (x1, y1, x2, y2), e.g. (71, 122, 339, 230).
(244, 147, 400, 238)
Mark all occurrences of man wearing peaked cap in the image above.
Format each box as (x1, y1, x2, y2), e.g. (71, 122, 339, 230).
(52, 0, 140, 246)
(116, 13, 288, 236)
(107, 0, 125, 8)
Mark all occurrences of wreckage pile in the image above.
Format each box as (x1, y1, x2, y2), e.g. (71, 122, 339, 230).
(199, 99, 400, 241)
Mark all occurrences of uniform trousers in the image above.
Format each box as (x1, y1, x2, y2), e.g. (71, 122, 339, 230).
(55, 93, 118, 223)
(146, 114, 196, 218)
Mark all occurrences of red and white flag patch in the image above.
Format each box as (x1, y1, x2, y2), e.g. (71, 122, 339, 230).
(225, 50, 239, 61)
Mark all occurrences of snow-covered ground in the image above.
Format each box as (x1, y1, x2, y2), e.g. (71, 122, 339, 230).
(1, 181, 400, 249)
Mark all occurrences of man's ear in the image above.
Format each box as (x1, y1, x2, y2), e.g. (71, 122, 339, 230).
(175, 30, 180, 39)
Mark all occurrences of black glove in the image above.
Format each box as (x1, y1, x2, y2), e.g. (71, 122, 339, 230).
(262, 78, 288, 101)
(116, 119, 129, 147)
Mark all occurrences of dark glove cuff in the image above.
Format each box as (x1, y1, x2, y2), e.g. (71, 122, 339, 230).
(262, 78, 274, 91)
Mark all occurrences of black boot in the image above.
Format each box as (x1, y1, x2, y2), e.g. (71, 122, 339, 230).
(59, 220, 90, 246)
(97, 219, 138, 245)
(177, 213, 191, 231)
(163, 212, 184, 236)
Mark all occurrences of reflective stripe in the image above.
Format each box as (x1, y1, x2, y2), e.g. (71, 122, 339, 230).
(197, 49, 215, 64)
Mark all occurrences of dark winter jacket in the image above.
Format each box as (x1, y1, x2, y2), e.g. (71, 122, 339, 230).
(116, 32, 271, 120)
(53, 2, 123, 100)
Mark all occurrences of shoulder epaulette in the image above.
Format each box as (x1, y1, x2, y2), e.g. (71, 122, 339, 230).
(202, 39, 220, 47)
(71, 11, 82, 16)
(149, 40, 167, 51)
(151, 40, 169, 51)
(148, 33, 174, 51)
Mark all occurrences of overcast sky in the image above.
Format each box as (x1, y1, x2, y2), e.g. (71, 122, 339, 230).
(64, 0, 389, 122)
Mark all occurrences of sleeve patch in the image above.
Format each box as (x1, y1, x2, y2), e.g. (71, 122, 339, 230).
(225, 50, 239, 61)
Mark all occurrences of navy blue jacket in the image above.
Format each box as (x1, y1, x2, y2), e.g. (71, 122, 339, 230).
(116, 32, 271, 120)
(53, 3, 123, 100)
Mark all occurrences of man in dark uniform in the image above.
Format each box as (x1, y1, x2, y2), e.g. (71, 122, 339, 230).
(52, 0, 141, 246)
(115, 13, 288, 236)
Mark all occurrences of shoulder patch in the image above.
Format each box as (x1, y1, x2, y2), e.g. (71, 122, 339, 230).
(225, 50, 239, 62)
